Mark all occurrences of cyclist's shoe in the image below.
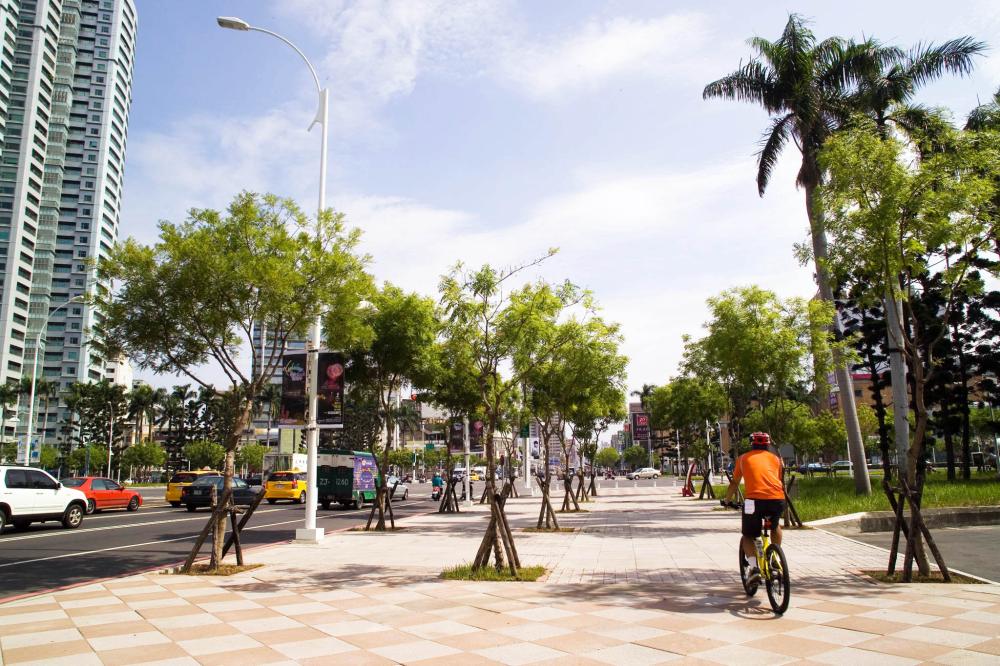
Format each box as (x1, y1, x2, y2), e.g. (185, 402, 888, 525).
(747, 567, 761, 586)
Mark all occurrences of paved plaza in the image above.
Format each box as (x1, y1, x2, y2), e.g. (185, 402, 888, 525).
(1, 485, 998, 665)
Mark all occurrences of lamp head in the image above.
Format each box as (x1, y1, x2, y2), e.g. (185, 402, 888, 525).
(217, 16, 251, 31)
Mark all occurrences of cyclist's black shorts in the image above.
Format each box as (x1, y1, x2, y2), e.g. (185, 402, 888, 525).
(742, 498, 785, 538)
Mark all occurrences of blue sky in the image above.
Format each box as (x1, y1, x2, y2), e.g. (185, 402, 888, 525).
(125, 0, 1000, 393)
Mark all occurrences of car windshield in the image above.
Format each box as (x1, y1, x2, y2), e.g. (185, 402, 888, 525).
(61, 478, 86, 487)
(170, 473, 199, 484)
(191, 476, 223, 487)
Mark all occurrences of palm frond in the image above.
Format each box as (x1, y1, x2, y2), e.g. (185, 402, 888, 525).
(756, 113, 795, 196)
(703, 59, 779, 110)
(905, 37, 986, 88)
(965, 86, 1000, 131)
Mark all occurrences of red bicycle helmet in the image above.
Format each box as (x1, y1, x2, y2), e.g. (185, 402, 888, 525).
(749, 432, 771, 448)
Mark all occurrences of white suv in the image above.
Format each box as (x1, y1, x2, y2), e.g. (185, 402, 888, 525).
(0, 466, 88, 533)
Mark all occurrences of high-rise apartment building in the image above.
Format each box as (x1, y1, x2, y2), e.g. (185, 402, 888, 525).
(0, 0, 136, 445)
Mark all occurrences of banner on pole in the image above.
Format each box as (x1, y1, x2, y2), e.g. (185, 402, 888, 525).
(316, 351, 345, 429)
(469, 419, 485, 454)
(279, 352, 307, 426)
(448, 421, 464, 454)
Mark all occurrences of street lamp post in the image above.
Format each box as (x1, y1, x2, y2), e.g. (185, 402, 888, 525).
(23, 295, 84, 466)
(217, 16, 328, 544)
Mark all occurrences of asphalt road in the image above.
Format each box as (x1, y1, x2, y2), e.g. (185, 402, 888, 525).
(853, 524, 1000, 582)
(0, 486, 433, 601)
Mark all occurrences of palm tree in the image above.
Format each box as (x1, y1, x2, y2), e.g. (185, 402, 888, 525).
(630, 384, 657, 411)
(129, 384, 156, 444)
(703, 14, 880, 494)
(256, 382, 281, 447)
(967, 87, 1000, 131)
(38, 379, 59, 446)
(148, 387, 168, 443)
(0, 382, 19, 455)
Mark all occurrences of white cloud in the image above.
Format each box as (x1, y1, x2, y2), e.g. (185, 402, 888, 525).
(501, 13, 713, 99)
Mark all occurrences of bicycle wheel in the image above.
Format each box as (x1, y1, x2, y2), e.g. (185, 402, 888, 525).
(764, 543, 790, 614)
(739, 543, 757, 597)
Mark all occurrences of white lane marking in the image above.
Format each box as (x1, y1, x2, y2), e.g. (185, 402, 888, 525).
(0, 502, 420, 570)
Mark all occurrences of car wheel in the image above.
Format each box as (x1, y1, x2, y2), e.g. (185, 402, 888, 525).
(402, 490, 408, 500)
(127, 497, 140, 512)
(186, 504, 197, 512)
(170, 501, 181, 508)
(62, 504, 84, 529)
(85, 499, 96, 514)
(298, 492, 306, 504)
(352, 498, 361, 509)
(267, 498, 277, 504)
(0, 509, 6, 533)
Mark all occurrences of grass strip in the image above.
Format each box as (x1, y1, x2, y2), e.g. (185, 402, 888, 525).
(441, 564, 547, 582)
(178, 563, 264, 576)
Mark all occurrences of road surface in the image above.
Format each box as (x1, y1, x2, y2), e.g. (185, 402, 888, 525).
(0, 486, 432, 600)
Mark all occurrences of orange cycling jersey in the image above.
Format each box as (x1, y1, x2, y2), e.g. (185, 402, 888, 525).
(734, 449, 784, 500)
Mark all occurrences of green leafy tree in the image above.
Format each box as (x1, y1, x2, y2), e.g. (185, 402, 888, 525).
(95, 192, 370, 569)
(594, 447, 620, 470)
(820, 125, 999, 489)
(345, 283, 437, 530)
(121, 441, 167, 480)
(235, 442, 267, 474)
(39, 445, 60, 470)
(68, 445, 107, 475)
(704, 14, 877, 493)
(183, 440, 225, 470)
(648, 377, 727, 464)
(623, 445, 648, 470)
(439, 255, 585, 571)
(63, 381, 130, 475)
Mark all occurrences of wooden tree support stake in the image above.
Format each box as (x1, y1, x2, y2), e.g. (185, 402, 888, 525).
(697, 472, 716, 499)
(781, 476, 803, 528)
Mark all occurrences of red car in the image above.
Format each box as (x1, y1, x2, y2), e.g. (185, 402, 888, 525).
(61, 477, 142, 514)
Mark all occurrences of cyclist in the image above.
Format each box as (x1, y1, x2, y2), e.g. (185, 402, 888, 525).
(724, 431, 785, 585)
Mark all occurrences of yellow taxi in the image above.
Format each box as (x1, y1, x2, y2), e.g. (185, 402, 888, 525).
(265, 470, 308, 504)
(165, 469, 220, 507)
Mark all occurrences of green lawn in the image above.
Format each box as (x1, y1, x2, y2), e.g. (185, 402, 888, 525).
(714, 472, 1000, 523)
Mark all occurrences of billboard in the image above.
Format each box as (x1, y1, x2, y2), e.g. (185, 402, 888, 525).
(631, 412, 651, 440)
(316, 351, 345, 429)
(279, 352, 307, 426)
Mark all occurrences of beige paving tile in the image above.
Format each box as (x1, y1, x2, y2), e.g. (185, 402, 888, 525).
(853, 636, 954, 660)
(342, 628, 418, 649)
(586, 643, 681, 665)
(176, 633, 262, 657)
(298, 652, 395, 666)
(636, 633, 719, 656)
(786, 624, 879, 646)
(437, 629, 520, 650)
(1, 639, 94, 664)
(85, 629, 170, 652)
(271, 636, 358, 658)
(194, 646, 291, 665)
(147, 613, 223, 630)
(967, 638, 1000, 656)
(0, 618, 76, 637)
(743, 635, 835, 658)
(93, 642, 193, 666)
(496, 622, 573, 641)
(227, 615, 303, 634)
(857, 608, 942, 626)
(808, 646, 918, 666)
(402, 619, 482, 639)
(534, 629, 626, 654)
(889, 626, 987, 649)
(1, 627, 82, 649)
(371, 639, 462, 663)
(78, 620, 157, 639)
(475, 642, 570, 665)
(823, 615, 910, 636)
(930, 648, 1000, 665)
(589, 623, 668, 642)
(243, 626, 329, 645)
(691, 643, 796, 666)
(158, 622, 239, 642)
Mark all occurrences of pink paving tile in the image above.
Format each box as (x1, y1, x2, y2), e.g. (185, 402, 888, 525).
(370, 639, 462, 663)
(474, 642, 570, 665)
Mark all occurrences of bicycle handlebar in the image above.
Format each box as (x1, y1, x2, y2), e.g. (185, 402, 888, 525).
(719, 499, 742, 509)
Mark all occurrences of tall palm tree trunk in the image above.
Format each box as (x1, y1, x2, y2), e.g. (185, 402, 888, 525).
(805, 181, 871, 494)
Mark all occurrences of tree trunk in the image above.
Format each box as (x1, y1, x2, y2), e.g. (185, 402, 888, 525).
(804, 181, 870, 494)
(952, 322, 972, 481)
(885, 293, 911, 480)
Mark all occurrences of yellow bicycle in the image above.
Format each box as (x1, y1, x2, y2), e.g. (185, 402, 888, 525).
(723, 500, 790, 614)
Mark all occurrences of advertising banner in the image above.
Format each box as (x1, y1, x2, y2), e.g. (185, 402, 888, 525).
(279, 352, 307, 426)
(317, 351, 345, 429)
(469, 419, 485, 453)
(448, 421, 464, 454)
(631, 412, 651, 440)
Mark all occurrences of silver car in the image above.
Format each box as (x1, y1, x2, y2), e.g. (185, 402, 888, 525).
(627, 467, 660, 480)
(386, 475, 409, 500)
